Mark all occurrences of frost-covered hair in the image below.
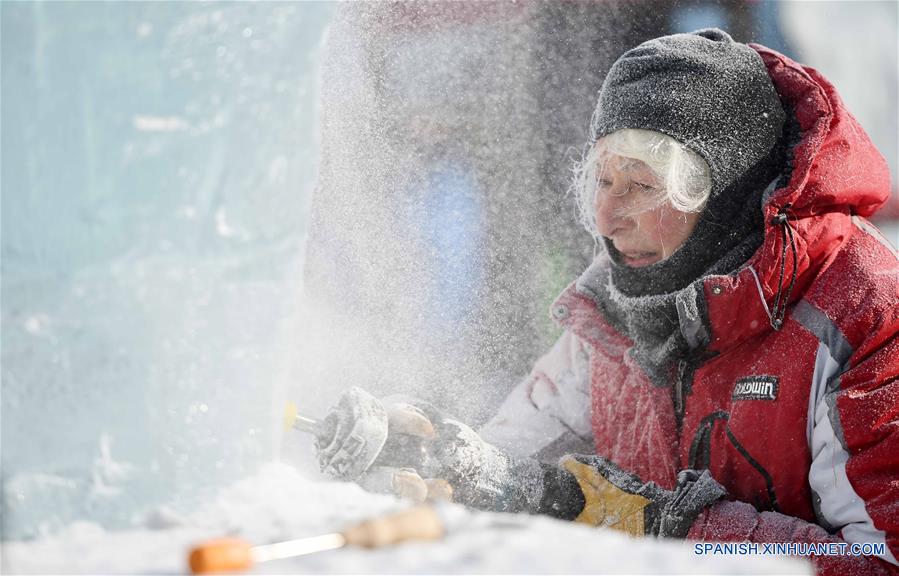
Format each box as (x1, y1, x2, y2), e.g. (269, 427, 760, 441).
(572, 129, 712, 235)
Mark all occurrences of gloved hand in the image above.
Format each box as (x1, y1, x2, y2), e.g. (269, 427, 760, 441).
(417, 410, 546, 513)
(314, 387, 545, 510)
(538, 454, 727, 538)
(314, 387, 450, 503)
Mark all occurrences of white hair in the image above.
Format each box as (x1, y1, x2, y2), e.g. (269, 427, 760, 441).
(571, 128, 712, 235)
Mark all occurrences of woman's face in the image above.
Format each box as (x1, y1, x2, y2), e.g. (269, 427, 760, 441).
(593, 153, 700, 267)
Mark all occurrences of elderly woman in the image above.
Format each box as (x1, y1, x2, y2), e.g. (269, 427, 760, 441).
(317, 29, 898, 574)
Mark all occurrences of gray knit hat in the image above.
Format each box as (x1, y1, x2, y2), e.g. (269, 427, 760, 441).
(592, 28, 785, 197)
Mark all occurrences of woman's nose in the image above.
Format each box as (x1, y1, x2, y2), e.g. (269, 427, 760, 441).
(595, 188, 628, 237)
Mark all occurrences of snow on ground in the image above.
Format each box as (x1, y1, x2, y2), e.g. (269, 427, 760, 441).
(2, 462, 810, 575)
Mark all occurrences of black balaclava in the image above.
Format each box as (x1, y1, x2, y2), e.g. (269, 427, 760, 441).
(582, 29, 787, 386)
(593, 28, 786, 297)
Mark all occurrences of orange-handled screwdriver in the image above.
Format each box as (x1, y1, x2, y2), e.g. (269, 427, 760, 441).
(188, 505, 444, 574)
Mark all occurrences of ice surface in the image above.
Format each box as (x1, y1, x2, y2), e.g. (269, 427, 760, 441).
(1, 2, 333, 539)
(2, 463, 811, 575)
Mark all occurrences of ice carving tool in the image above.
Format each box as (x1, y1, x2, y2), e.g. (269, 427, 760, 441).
(284, 397, 430, 476)
(188, 505, 444, 574)
(284, 390, 391, 480)
(283, 396, 450, 502)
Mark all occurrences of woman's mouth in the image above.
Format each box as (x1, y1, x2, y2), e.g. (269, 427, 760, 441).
(620, 251, 659, 267)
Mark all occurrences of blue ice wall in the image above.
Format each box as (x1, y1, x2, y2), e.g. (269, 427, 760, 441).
(1, 2, 333, 539)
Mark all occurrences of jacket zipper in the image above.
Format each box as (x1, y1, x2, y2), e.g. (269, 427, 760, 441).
(675, 358, 689, 431)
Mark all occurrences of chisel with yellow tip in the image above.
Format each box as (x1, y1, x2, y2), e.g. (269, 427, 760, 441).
(284, 400, 319, 434)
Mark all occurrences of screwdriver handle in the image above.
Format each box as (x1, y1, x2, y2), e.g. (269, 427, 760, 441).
(342, 506, 444, 548)
(188, 537, 254, 574)
(188, 507, 444, 574)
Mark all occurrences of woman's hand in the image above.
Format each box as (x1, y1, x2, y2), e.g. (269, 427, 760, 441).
(313, 387, 546, 511)
(314, 387, 451, 503)
(540, 454, 727, 538)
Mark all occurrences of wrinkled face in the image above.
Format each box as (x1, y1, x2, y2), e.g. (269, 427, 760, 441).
(593, 153, 700, 267)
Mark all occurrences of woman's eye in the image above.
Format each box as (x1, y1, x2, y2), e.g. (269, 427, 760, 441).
(632, 182, 658, 193)
(595, 179, 613, 192)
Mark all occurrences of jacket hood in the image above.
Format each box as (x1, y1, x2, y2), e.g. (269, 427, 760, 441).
(687, 44, 893, 352)
(740, 46, 891, 335)
(753, 44, 890, 219)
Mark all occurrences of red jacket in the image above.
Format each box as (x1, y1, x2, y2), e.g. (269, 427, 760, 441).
(482, 46, 898, 574)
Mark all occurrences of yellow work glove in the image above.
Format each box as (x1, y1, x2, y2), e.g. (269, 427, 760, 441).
(538, 454, 726, 539)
